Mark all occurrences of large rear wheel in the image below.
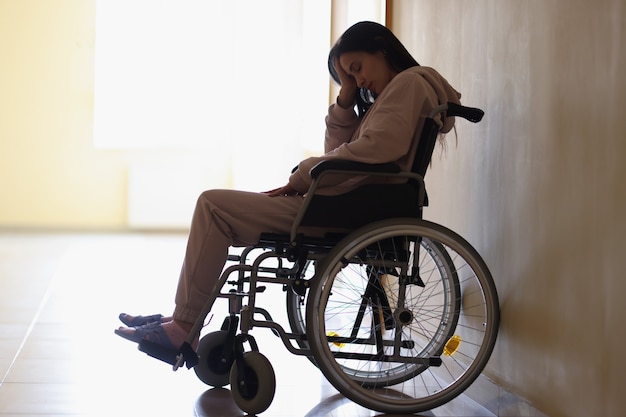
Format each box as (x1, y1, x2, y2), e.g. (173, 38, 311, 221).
(306, 218, 499, 414)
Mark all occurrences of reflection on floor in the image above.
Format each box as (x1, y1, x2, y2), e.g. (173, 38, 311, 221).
(0, 233, 532, 416)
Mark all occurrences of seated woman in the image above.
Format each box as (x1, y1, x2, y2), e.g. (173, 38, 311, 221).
(115, 20, 461, 352)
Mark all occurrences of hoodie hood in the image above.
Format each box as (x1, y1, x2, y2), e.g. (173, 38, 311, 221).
(388, 66, 461, 133)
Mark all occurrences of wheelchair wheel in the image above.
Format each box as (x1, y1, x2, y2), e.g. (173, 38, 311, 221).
(289, 238, 459, 387)
(286, 259, 322, 370)
(286, 259, 314, 347)
(194, 330, 232, 387)
(306, 218, 500, 414)
(229, 351, 276, 415)
(286, 288, 307, 342)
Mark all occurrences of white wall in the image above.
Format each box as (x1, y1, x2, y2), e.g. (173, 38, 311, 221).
(394, 1, 626, 416)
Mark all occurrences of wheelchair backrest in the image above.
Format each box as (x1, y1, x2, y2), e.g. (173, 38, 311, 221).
(412, 102, 485, 180)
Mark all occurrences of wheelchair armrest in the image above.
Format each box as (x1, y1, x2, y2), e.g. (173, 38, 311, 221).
(310, 160, 400, 179)
(289, 162, 425, 242)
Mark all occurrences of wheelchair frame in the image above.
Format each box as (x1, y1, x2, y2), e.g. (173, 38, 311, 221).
(139, 102, 500, 414)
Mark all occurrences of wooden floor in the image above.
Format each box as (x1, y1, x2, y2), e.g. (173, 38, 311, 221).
(0, 232, 498, 416)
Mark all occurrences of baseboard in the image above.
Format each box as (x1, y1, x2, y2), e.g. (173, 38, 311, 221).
(464, 373, 548, 416)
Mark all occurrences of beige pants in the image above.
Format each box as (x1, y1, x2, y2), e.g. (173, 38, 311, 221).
(173, 189, 303, 323)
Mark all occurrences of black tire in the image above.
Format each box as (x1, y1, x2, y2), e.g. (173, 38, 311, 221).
(285, 261, 311, 346)
(229, 351, 276, 415)
(194, 331, 232, 387)
(286, 259, 317, 369)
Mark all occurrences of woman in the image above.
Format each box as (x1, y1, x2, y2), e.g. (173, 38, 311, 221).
(115, 21, 461, 352)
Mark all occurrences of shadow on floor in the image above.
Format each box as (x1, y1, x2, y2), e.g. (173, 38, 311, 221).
(193, 387, 435, 417)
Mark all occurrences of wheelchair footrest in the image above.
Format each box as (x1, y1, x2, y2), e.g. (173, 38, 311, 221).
(138, 340, 199, 370)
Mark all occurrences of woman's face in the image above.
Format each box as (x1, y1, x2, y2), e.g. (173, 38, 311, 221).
(339, 51, 398, 95)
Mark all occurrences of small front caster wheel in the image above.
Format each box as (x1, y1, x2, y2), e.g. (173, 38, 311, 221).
(230, 351, 276, 414)
(194, 331, 233, 387)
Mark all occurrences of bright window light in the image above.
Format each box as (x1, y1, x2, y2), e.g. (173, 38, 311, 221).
(92, 0, 383, 227)
(94, 0, 331, 153)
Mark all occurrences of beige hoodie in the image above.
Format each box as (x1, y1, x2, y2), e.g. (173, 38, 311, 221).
(288, 66, 461, 194)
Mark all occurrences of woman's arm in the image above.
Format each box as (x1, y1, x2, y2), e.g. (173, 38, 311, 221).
(324, 58, 360, 153)
(324, 103, 360, 153)
(288, 67, 460, 194)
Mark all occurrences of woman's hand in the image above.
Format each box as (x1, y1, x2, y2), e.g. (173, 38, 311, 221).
(334, 57, 357, 108)
(263, 184, 301, 197)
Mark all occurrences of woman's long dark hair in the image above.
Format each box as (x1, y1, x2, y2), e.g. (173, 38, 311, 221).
(328, 21, 420, 118)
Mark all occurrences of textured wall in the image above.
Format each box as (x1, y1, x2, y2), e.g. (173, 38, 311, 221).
(0, 0, 129, 228)
(393, 1, 626, 416)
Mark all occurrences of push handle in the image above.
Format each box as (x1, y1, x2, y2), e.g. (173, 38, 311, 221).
(447, 102, 485, 123)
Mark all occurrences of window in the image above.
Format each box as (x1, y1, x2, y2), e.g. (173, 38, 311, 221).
(93, 0, 384, 227)
(94, 0, 331, 154)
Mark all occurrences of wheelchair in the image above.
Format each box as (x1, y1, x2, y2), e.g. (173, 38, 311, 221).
(138, 102, 500, 415)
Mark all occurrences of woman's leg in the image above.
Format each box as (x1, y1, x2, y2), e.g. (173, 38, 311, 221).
(174, 189, 303, 325)
(117, 189, 303, 347)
